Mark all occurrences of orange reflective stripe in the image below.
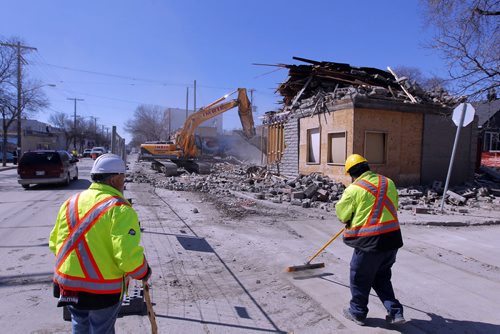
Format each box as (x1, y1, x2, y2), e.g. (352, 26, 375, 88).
(55, 196, 128, 269)
(127, 258, 148, 280)
(54, 270, 122, 294)
(55, 196, 129, 291)
(348, 176, 399, 238)
(344, 221, 400, 237)
(69, 195, 105, 281)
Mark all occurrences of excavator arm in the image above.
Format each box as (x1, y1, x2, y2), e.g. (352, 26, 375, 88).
(176, 88, 255, 158)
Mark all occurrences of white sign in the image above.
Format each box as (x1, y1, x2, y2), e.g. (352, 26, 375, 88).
(452, 103, 475, 127)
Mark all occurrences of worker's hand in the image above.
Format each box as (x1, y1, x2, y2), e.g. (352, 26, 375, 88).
(142, 265, 152, 282)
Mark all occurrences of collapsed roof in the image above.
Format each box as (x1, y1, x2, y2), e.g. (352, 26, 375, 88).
(265, 57, 460, 123)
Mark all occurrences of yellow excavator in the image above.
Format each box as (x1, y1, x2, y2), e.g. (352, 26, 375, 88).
(139, 88, 255, 175)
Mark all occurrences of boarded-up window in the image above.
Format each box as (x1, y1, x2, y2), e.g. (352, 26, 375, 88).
(307, 128, 320, 163)
(267, 124, 285, 164)
(365, 132, 386, 164)
(328, 132, 346, 164)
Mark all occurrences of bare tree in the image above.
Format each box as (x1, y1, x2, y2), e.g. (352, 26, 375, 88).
(0, 79, 49, 164)
(0, 44, 17, 165)
(421, 0, 499, 100)
(48, 112, 72, 149)
(393, 65, 449, 91)
(125, 105, 169, 147)
(1, 39, 49, 165)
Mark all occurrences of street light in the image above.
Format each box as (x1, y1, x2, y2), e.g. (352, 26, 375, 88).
(17, 83, 56, 158)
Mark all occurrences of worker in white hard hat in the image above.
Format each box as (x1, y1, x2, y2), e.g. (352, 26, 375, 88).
(49, 153, 151, 333)
(335, 154, 405, 326)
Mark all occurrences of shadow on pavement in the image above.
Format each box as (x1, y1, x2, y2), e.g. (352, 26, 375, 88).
(0, 243, 48, 248)
(154, 314, 286, 333)
(0, 271, 53, 287)
(408, 313, 500, 334)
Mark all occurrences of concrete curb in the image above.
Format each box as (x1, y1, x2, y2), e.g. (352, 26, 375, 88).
(0, 166, 16, 172)
(400, 220, 500, 227)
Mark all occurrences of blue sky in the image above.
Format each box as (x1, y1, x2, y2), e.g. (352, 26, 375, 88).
(0, 0, 444, 142)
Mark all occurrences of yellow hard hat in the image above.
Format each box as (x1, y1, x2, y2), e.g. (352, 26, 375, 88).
(345, 154, 368, 175)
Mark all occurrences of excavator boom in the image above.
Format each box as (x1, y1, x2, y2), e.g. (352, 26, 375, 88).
(140, 88, 255, 175)
(176, 88, 255, 158)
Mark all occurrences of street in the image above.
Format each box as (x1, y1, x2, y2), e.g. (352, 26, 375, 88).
(0, 158, 499, 333)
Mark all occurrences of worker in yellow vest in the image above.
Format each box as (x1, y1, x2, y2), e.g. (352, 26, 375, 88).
(335, 154, 405, 326)
(49, 153, 151, 333)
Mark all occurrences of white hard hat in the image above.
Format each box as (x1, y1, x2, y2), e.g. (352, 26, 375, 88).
(91, 153, 126, 174)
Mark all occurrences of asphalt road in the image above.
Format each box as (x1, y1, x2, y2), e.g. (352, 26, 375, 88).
(0, 158, 499, 333)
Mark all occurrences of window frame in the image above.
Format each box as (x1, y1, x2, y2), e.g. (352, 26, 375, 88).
(327, 131, 347, 165)
(364, 131, 387, 165)
(306, 127, 321, 165)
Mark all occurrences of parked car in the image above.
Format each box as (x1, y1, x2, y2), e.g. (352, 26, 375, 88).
(0, 151, 14, 163)
(90, 147, 106, 159)
(82, 149, 92, 158)
(17, 150, 79, 189)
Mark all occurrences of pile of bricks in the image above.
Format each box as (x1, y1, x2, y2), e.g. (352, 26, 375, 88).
(130, 161, 499, 213)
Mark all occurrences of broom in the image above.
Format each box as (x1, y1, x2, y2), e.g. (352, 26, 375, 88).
(286, 227, 345, 272)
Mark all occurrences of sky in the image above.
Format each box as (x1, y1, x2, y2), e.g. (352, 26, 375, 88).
(0, 0, 445, 143)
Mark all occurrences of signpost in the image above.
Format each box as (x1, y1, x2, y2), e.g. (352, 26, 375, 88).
(440, 102, 476, 211)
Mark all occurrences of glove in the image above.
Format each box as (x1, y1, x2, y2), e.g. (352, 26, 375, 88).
(142, 265, 152, 282)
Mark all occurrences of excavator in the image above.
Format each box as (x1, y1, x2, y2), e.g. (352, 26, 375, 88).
(139, 88, 255, 175)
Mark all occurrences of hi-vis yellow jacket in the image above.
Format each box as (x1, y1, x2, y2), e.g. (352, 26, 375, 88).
(49, 183, 148, 294)
(336, 171, 400, 238)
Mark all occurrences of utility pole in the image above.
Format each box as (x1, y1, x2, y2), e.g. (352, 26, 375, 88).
(91, 116, 98, 146)
(194, 80, 197, 114)
(249, 88, 256, 113)
(185, 87, 189, 120)
(0, 41, 37, 157)
(168, 108, 172, 139)
(67, 98, 84, 150)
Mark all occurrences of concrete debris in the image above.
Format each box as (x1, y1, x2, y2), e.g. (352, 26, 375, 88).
(131, 160, 499, 213)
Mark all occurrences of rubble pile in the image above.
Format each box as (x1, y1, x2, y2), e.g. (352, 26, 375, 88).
(131, 162, 346, 210)
(130, 161, 499, 214)
(397, 179, 500, 214)
(264, 57, 460, 124)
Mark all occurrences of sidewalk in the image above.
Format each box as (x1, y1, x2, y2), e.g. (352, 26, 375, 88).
(0, 162, 17, 171)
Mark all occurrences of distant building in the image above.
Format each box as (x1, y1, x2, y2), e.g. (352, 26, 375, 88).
(473, 98, 500, 167)
(1, 119, 66, 153)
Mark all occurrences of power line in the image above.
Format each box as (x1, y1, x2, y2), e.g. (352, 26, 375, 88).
(35, 62, 189, 86)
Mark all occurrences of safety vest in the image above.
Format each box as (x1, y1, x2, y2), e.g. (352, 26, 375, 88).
(336, 171, 400, 238)
(50, 183, 148, 294)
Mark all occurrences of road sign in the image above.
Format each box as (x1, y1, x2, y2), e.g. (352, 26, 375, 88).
(452, 103, 475, 127)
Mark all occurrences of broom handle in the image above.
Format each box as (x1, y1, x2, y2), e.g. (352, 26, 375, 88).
(307, 227, 345, 264)
(143, 280, 158, 334)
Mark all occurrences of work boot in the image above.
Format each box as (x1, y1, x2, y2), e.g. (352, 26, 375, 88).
(386, 314, 406, 325)
(342, 308, 365, 326)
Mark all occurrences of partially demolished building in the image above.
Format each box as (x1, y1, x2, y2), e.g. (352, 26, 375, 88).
(263, 57, 478, 186)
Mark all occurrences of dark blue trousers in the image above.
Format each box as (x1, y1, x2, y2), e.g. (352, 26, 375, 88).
(349, 248, 403, 319)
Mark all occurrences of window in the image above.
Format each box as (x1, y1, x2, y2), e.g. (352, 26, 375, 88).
(307, 128, 320, 163)
(364, 131, 386, 164)
(484, 132, 500, 152)
(327, 132, 346, 164)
